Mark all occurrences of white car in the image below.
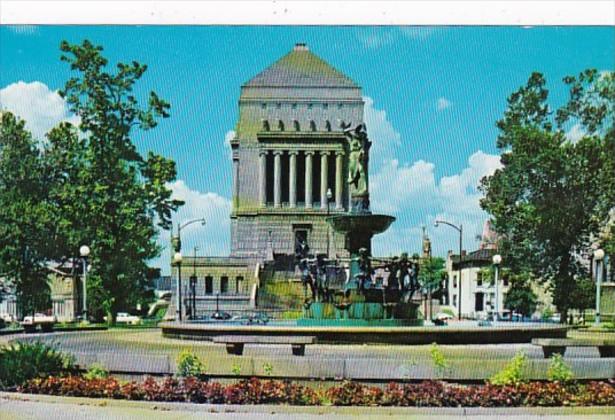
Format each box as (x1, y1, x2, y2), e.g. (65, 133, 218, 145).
(0, 313, 15, 323)
(116, 312, 141, 325)
(22, 313, 57, 325)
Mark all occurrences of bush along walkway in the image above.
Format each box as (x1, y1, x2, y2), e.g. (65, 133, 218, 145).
(15, 376, 615, 407)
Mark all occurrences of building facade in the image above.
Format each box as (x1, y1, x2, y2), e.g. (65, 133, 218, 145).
(230, 43, 362, 260)
(171, 44, 366, 317)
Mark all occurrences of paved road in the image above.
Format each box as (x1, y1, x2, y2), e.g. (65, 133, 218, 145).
(2, 394, 614, 420)
(4, 329, 611, 381)
(5, 329, 602, 359)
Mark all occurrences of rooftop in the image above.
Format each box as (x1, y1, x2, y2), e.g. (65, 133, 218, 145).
(243, 43, 359, 88)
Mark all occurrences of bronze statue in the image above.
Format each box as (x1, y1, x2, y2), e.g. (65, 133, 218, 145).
(343, 123, 371, 199)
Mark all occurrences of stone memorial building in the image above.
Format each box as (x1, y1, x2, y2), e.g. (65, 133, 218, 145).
(230, 42, 362, 260)
(172, 43, 366, 316)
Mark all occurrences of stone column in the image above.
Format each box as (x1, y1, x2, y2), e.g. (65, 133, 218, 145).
(232, 157, 239, 209)
(259, 151, 267, 207)
(335, 152, 344, 210)
(273, 151, 282, 208)
(305, 151, 314, 208)
(289, 151, 298, 208)
(320, 151, 329, 209)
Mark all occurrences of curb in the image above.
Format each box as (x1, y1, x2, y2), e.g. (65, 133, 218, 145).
(2, 392, 615, 416)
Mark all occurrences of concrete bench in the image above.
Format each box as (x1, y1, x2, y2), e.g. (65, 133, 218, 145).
(532, 338, 615, 358)
(21, 321, 55, 333)
(213, 335, 316, 356)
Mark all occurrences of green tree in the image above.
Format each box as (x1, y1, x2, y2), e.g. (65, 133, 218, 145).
(504, 275, 537, 318)
(419, 257, 446, 294)
(480, 70, 614, 322)
(52, 40, 183, 323)
(0, 112, 54, 316)
(569, 277, 595, 318)
(419, 257, 445, 319)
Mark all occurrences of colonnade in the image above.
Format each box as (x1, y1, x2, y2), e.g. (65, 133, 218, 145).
(258, 150, 344, 210)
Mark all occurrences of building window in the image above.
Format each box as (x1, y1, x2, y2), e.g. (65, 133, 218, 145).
(261, 103, 266, 109)
(221, 276, 229, 294)
(309, 120, 316, 131)
(323, 103, 328, 109)
(205, 276, 213, 295)
(476, 271, 483, 287)
(453, 275, 457, 288)
(307, 103, 313, 109)
(325, 120, 331, 131)
(337, 103, 343, 109)
(503, 276, 509, 286)
(235, 276, 243, 294)
(291, 103, 297, 109)
(452, 294, 457, 307)
(293, 120, 300, 131)
(475, 292, 484, 312)
(276, 102, 281, 109)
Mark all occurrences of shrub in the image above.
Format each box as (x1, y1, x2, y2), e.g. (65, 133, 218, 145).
(490, 352, 527, 386)
(17, 375, 615, 407)
(0, 341, 75, 388)
(429, 343, 449, 377)
(176, 349, 206, 379)
(84, 363, 109, 380)
(262, 362, 274, 376)
(231, 362, 242, 376)
(546, 354, 574, 382)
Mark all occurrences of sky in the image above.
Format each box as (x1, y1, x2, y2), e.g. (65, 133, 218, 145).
(1, 25, 613, 274)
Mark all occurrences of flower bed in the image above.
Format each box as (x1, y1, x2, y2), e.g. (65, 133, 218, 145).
(17, 376, 615, 407)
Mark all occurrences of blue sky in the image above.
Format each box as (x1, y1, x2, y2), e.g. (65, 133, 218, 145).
(1, 26, 613, 273)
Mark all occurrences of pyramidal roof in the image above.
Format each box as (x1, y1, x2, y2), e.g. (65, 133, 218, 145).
(244, 43, 358, 88)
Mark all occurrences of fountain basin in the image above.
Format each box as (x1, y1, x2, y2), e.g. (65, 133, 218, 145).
(327, 214, 396, 235)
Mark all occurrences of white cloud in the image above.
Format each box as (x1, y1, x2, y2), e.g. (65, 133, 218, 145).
(565, 123, 585, 143)
(436, 97, 452, 111)
(363, 96, 401, 167)
(153, 180, 232, 275)
(358, 27, 440, 49)
(371, 151, 502, 258)
(357, 28, 396, 49)
(6, 25, 38, 35)
(0, 81, 79, 140)
(399, 27, 440, 40)
(371, 159, 437, 214)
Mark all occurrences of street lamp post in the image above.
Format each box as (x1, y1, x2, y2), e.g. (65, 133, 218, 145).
(326, 188, 333, 257)
(172, 218, 206, 254)
(492, 254, 502, 322)
(594, 248, 605, 326)
(173, 252, 183, 321)
(171, 218, 205, 322)
(189, 246, 199, 320)
(435, 220, 463, 319)
(79, 245, 90, 322)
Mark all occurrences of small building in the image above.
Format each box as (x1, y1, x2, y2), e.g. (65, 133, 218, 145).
(445, 248, 509, 319)
(0, 263, 80, 322)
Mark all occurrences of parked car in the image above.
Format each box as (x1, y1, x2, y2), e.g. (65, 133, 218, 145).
(0, 313, 15, 323)
(116, 312, 141, 325)
(22, 313, 57, 325)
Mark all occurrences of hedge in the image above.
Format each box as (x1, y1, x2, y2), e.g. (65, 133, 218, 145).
(18, 376, 615, 407)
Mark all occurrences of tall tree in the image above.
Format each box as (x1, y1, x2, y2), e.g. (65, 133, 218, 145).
(0, 112, 52, 316)
(418, 257, 446, 293)
(480, 70, 614, 322)
(504, 274, 538, 318)
(53, 40, 183, 322)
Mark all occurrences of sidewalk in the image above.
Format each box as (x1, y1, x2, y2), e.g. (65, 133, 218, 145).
(2, 392, 615, 419)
